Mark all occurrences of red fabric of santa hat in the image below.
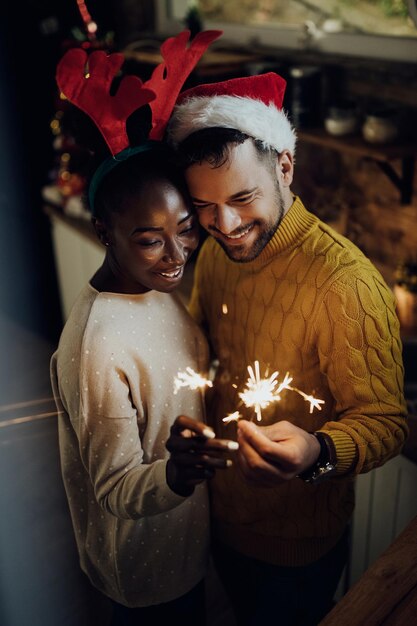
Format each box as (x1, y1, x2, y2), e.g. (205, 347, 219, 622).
(168, 72, 296, 154)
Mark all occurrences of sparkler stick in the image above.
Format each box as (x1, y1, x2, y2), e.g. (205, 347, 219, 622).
(173, 367, 213, 394)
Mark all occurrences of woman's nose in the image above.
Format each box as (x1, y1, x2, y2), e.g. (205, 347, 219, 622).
(215, 205, 242, 234)
(163, 238, 186, 264)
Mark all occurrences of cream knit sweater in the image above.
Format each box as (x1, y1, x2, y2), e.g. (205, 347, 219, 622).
(51, 284, 210, 607)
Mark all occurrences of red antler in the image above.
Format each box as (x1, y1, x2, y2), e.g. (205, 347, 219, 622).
(56, 48, 156, 155)
(143, 29, 222, 140)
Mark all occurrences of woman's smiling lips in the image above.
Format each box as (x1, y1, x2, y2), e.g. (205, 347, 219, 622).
(155, 266, 185, 280)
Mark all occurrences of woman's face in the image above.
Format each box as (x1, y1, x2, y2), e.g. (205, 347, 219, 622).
(102, 179, 199, 294)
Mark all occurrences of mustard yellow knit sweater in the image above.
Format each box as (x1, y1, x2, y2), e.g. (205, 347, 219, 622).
(189, 196, 408, 567)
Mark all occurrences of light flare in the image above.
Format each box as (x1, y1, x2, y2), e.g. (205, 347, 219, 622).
(238, 361, 280, 422)
(238, 361, 325, 421)
(222, 411, 242, 424)
(173, 367, 213, 394)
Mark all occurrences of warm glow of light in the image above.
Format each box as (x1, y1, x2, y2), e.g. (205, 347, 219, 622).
(222, 303, 228, 314)
(290, 388, 325, 414)
(237, 361, 325, 422)
(238, 361, 280, 422)
(76, 0, 97, 41)
(173, 367, 213, 394)
(222, 411, 242, 424)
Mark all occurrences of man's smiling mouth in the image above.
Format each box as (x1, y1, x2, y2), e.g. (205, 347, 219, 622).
(212, 224, 255, 242)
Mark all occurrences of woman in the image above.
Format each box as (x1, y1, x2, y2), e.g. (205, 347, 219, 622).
(50, 146, 235, 625)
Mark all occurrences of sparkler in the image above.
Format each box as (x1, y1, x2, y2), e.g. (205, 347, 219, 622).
(238, 361, 281, 422)
(237, 361, 325, 422)
(173, 367, 213, 394)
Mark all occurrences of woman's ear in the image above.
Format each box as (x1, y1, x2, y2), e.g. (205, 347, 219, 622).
(92, 217, 111, 247)
(276, 150, 294, 187)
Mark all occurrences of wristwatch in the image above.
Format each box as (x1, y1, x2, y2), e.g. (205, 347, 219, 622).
(298, 431, 337, 484)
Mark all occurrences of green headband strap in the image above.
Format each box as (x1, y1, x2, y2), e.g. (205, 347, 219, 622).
(88, 141, 169, 216)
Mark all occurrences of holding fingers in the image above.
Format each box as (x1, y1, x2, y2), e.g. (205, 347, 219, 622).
(237, 419, 320, 486)
(166, 415, 239, 496)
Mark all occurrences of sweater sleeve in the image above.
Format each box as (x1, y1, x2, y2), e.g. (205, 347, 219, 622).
(77, 344, 186, 520)
(314, 270, 408, 476)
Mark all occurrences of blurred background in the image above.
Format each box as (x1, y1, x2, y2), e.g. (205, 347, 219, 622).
(0, 2, 417, 625)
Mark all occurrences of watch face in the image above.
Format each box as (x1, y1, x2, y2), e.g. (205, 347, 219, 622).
(312, 463, 337, 483)
(299, 462, 336, 484)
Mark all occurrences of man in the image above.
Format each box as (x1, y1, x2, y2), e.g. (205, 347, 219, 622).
(167, 73, 408, 625)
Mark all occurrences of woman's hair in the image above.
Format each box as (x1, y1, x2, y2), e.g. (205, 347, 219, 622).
(65, 104, 190, 223)
(93, 146, 192, 223)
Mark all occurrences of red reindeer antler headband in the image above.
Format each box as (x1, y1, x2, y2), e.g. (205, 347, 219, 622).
(55, 29, 222, 212)
(56, 29, 222, 156)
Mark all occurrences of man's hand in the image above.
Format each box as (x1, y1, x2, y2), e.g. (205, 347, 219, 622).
(166, 415, 238, 496)
(236, 419, 321, 487)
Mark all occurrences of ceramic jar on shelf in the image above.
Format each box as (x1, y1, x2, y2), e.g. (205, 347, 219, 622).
(324, 100, 358, 136)
(362, 107, 399, 144)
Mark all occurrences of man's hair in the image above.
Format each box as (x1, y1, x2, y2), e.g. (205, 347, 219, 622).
(177, 127, 278, 172)
(93, 148, 191, 223)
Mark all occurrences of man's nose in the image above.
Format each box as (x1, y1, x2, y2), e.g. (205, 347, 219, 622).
(215, 205, 242, 234)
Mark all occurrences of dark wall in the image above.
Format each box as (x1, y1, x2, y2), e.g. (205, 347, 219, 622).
(0, 2, 119, 343)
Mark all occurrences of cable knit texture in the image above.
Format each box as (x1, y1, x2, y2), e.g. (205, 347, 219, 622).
(189, 196, 408, 567)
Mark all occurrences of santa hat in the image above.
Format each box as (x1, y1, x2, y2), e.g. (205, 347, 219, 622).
(168, 72, 296, 154)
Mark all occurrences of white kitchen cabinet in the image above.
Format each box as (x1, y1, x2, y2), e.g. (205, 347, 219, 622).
(49, 212, 104, 320)
(349, 453, 417, 586)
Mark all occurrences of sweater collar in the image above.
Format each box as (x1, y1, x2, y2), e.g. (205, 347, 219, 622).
(224, 195, 317, 269)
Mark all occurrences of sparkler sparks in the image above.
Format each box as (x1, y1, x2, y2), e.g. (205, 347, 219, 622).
(291, 389, 325, 414)
(238, 361, 325, 421)
(238, 361, 281, 422)
(173, 367, 213, 394)
(173, 360, 324, 423)
(222, 411, 242, 424)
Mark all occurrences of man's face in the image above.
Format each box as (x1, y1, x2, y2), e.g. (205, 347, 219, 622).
(185, 140, 287, 262)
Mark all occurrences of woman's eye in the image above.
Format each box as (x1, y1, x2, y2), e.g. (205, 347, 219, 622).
(137, 240, 160, 247)
(193, 203, 212, 211)
(180, 223, 197, 235)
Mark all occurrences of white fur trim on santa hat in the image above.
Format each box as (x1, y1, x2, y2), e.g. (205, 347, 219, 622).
(168, 95, 297, 154)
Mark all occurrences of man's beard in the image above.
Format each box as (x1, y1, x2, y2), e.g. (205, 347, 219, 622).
(217, 184, 285, 263)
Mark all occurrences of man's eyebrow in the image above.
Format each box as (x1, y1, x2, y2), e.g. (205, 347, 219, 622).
(192, 187, 258, 203)
(229, 187, 257, 200)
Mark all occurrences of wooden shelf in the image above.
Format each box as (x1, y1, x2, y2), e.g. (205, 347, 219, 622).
(123, 48, 261, 68)
(122, 48, 262, 77)
(298, 128, 416, 204)
(298, 128, 417, 161)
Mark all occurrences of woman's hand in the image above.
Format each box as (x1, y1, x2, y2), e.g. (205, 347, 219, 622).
(166, 414, 238, 496)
